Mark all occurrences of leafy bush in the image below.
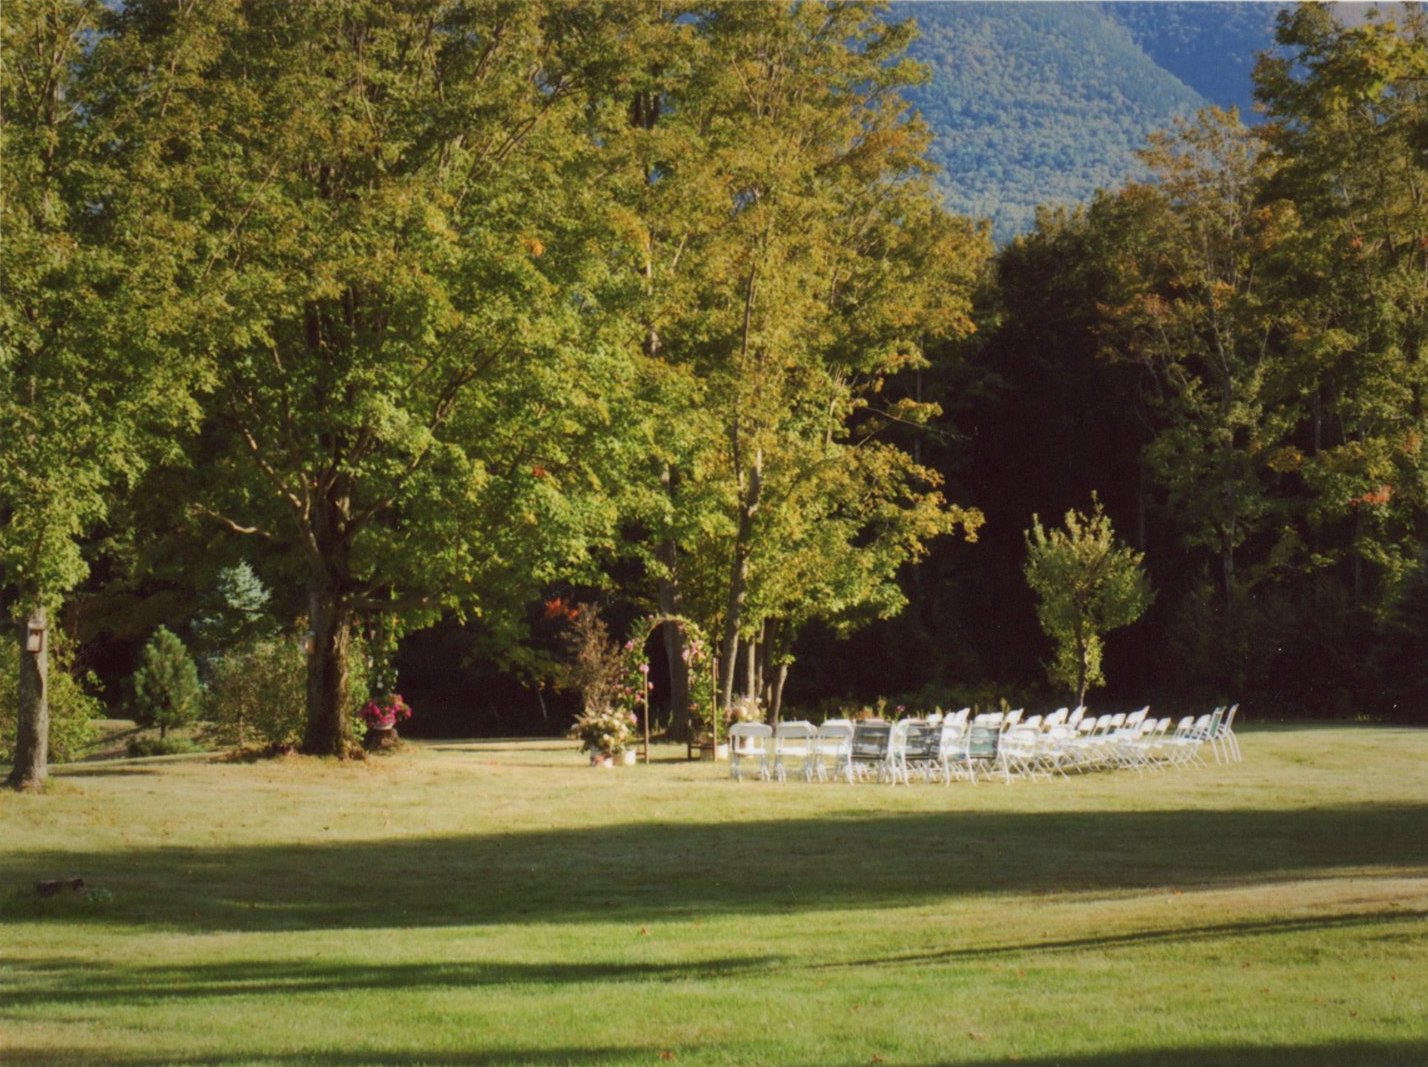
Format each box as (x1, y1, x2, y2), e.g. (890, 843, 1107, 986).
(129, 627, 203, 739)
(0, 631, 102, 764)
(205, 635, 307, 750)
(557, 605, 625, 715)
(568, 705, 638, 756)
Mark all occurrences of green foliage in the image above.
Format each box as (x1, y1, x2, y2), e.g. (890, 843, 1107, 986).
(1101, 107, 1288, 604)
(0, 633, 101, 765)
(1256, 3, 1428, 601)
(205, 635, 307, 751)
(129, 627, 203, 739)
(1024, 497, 1154, 704)
(1, 0, 204, 786)
(591, 2, 988, 714)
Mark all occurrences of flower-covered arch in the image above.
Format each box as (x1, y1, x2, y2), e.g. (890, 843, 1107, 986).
(621, 614, 717, 760)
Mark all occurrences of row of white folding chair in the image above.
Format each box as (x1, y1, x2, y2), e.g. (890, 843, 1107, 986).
(728, 719, 860, 783)
(747, 718, 921, 785)
(995, 707, 1232, 779)
(729, 705, 1237, 784)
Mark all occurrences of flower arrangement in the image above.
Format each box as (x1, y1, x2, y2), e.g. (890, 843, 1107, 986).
(359, 693, 413, 731)
(569, 705, 638, 756)
(727, 694, 764, 725)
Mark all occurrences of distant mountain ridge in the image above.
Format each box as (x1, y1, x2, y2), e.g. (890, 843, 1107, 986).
(889, 2, 1285, 240)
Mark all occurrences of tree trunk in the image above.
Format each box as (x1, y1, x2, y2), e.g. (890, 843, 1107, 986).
(720, 542, 751, 712)
(658, 615, 692, 740)
(656, 468, 691, 739)
(770, 662, 790, 724)
(302, 588, 352, 756)
(745, 628, 758, 702)
(7, 603, 50, 792)
(1074, 616, 1089, 709)
(761, 618, 789, 720)
(719, 449, 762, 711)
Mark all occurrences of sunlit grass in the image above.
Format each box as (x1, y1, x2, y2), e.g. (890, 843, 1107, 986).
(2, 724, 1426, 1065)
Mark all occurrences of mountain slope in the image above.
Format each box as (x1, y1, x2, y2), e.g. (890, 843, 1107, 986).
(890, 2, 1285, 241)
(1106, 1, 1285, 118)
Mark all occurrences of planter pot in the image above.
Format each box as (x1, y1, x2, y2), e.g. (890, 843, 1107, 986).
(363, 726, 399, 752)
(698, 742, 729, 761)
(619, 749, 638, 766)
(590, 752, 615, 768)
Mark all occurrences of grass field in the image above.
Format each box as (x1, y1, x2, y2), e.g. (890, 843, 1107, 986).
(2, 723, 1426, 1066)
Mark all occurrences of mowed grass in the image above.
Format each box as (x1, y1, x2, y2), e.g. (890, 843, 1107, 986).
(2, 724, 1425, 1066)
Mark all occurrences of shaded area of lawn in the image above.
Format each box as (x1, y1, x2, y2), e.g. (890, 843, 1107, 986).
(7, 803, 1426, 933)
(1, 954, 775, 1008)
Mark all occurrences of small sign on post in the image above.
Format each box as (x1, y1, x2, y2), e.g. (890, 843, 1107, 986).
(25, 623, 45, 655)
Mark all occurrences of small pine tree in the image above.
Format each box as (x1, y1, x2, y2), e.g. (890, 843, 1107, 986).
(1024, 496, 1154, 705)
(130, 627, 204, 739)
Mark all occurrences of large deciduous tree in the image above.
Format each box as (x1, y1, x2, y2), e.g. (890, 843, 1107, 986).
(596, 2, 986, 723)
(1, 0, 194, 789)
(1098, 107, 1295, 609)
(1256, 3, 1428, 605)
(127, 0, 643, 755)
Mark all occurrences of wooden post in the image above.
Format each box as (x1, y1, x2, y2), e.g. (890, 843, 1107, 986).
(642, 666, 651, 764)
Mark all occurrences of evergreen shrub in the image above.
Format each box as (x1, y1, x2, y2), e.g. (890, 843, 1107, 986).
(129, 627, 203, 739)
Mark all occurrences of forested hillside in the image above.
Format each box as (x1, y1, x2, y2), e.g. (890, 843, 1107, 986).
(894, 1, 1284, 240)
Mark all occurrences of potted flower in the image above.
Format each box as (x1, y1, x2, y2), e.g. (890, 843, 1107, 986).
(568, 705, 638, 766)
(728, 694, 764, 725)
(358, 693, 412, 750)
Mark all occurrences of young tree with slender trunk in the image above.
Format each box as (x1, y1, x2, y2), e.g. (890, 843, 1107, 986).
(1024, 497, 1154, 706)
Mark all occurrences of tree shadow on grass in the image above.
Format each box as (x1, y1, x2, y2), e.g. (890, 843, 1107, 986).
(2, 954, 774, 1009)
(5, 804, 1425, 933)
(827, 906, 1428, 970)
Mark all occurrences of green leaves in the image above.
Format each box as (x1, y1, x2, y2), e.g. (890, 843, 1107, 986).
(1024, 497, 1154, 704)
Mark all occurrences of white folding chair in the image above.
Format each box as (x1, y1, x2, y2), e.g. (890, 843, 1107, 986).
(811, 719, 854, 782)
(728, 722, 772, 782)
(1214, 703, 1242, 762)
(772, 720, 817, 782)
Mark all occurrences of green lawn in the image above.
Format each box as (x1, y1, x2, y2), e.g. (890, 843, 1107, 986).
(2, 724, 1426, 1065)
